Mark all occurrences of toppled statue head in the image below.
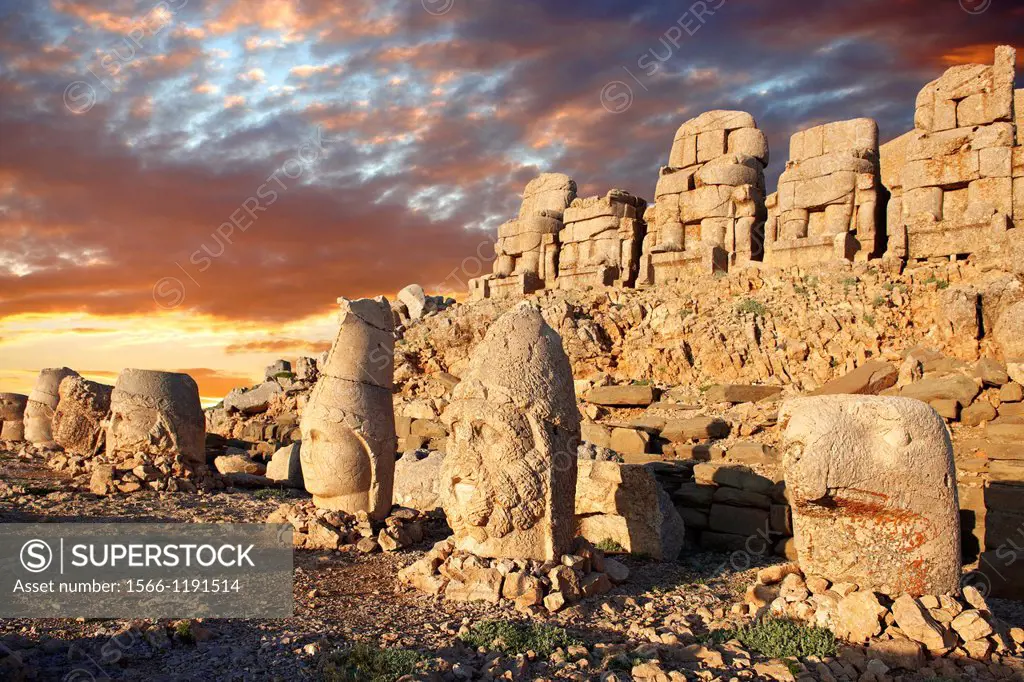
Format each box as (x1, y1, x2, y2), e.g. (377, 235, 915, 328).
(781, 394, 960, 596)
(300, 297, 396, 519)
(441, 302, 581, 561)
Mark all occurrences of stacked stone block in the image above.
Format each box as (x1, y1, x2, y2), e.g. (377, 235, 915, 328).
(469, 173, 576, 300)
(638, 110, 768, 285)
(670, 462, 792, 557)
(887, 45, 1019, 260)
(765, 118, 883, 265)
(556, 189, 647, 289)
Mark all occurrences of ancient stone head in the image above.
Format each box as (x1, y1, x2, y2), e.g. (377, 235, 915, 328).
(52, 376, 112, 457)
(781, 395, 960, 596)
(107, 369, 205, 465)
(24, 367, 80, 444)
(441, 302, 580, 560)
(300, 297, 396, 518)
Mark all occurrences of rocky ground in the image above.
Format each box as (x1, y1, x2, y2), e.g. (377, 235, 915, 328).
(2, 448, 1023, 682)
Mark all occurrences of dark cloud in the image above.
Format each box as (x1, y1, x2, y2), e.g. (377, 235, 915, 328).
(0, 0, 1021, 324)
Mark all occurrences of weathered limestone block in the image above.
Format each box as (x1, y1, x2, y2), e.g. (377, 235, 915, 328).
(294, 356, 319, 382)
(575, 460, 685, 560)
(517, 172, 576, 218)
(781, 395, 960, 597)
(52, 376, 113, 457)
(266, 442, 304, 488)
(584, 385, 655, 407)
(394, 450, 445, 511)
(24, 367, 80, 444)
(810, 361, 897, 396)
(470, 174, 577, 299)
(0, 393, 28, 441)
(766, 119, 883, 266)
(224, 381, 282, 415)
(441, 303, 580, 560)
(890, 45, 1018, 260)
(107, 369, 206, 465)
(639, 110, 767, 286)
(300, 297, 396, 519)
(556, 190, 647, 289)
(264, 359, 291, 380)
(993, 300, 1024, 360)
(397, 283, 435, 320)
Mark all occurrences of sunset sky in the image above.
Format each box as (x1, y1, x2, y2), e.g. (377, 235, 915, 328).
(1, 0, 1022, 404)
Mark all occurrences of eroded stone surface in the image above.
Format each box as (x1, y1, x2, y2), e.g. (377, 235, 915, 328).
(781, 395, 960, 596)
(24, 367, 80, 444)
(0, 393, 28, 441)
(300, 297, 396, 519)
(766, 118, 883, 265)
(575, 460, 685, 561)
(470, 174, 576, 299)
(394, 450, 444, 511)
(440, 303, 580, 560)
(52, 376, 112, 457)
(107, 369, 205, 465)
(639, 110, 768, 285)
(885, 45, 1019, 261)
(556, 190, 647, 290)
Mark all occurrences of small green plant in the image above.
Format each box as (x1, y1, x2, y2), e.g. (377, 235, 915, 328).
(872, 295, 885, 307)
(713, 618, 836, 660)
(705, 627, 736, 646)
(923, 275, 949, 290)
(841, 276, 858, 287)
(882, 282, 895, 292)
(461, 620, 581, 658)
(174, 620, 194, 644)
(254, 488, 288, 501)
(793, 285, 808, 295)
(735, 299, 767, 316)
(630, 379, 651, 386)
(595, 538, 625, 553)
(803, 275, 819, 288)
(680, 306, 694, 320)
(319, 643, 424, 682)
(863, 313, 876, 326)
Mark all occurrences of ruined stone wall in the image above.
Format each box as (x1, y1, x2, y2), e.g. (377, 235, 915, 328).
(469, 173, 576, 300)
(638, 110, 769, 285)
(468, 45, 1020, 302)
(765, 118, 883, 266)
(556, 190, 647, 290)
(887, 45, 1019, 260)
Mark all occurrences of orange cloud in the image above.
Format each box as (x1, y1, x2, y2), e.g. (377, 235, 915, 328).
(224, 339, 331, 355)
